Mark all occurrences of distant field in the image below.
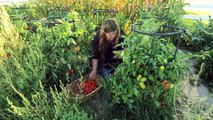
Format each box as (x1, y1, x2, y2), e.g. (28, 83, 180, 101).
(185, 10, 212, 16)
(185, 0, 213, 4)
(183, 0, 212, 23)
(182, 19, 208, 27)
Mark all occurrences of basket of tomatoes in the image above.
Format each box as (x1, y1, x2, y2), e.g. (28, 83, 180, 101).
(66, 74, 103, 101)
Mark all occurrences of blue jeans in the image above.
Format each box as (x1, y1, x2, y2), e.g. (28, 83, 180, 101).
(98, 67, 111, 77)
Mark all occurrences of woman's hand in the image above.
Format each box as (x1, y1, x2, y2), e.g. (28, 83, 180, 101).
(113, 48, 126, 59)
(89, 70, 97, 79)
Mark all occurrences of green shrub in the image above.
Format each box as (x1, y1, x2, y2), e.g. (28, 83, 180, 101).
(106, 18, 188, 119)
(6, 82, 92, 120)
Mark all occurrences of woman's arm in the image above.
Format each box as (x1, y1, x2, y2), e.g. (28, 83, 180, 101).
(89, 32, 100, 79)
(89, 59, 98, 79)
(91, 59, 98, 71)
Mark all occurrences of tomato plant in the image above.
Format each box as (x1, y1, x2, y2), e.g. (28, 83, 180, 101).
(106, 17, 189, 119)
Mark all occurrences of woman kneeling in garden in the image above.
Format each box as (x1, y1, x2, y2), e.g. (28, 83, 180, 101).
(89, 18, 125, 79)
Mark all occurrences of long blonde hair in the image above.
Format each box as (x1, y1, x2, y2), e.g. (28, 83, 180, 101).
(99, 18, 120, 52)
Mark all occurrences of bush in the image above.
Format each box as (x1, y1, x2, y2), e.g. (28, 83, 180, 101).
(105, 18, 188, 119)
(6, 82, 92, 120)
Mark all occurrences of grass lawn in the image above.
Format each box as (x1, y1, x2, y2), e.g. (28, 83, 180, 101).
(182, 18, 209, 26)
(185, 10, 212, 16)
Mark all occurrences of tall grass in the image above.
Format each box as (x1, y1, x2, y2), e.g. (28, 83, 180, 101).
(6, 81, 92, 120)
(173, 83, 213, 120)
(0, 6, 46, 117)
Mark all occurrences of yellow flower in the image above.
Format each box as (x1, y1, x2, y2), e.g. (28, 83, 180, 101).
(124, 20, 131, 34)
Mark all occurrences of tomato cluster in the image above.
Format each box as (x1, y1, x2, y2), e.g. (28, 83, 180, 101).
(162, 80, 170, 90)
(81, 79, 98, 95)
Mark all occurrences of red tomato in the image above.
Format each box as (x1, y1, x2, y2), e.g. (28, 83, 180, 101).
(82, 79, 98, 95)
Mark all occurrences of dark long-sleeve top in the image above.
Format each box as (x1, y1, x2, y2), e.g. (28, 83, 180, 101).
(90, 30, 125, 68)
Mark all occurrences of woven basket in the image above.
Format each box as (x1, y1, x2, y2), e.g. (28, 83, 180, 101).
(66, 74, 103, 102)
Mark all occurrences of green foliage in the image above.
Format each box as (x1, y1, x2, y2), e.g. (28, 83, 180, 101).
(141, 0, 187, 26)
(184, 18, 213, 52)
(192, 50, 213, 83)
(27, 0, 65, 18)
(115, 12, 127, 28)
(0, 6, 44, 110)
(184, 18, 213, 82)
(33, 11, 93, 86)
(6, 82, 92, 120)
(3, 0, 212, 119)
(6, 3, 38, 20)
(0, 38, 46, 109)
(106, 18, 188, 119)
(12, 20, 28, 35)
(173, 91, 213, 120)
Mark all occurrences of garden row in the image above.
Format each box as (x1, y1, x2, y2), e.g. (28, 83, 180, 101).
(0, 0, 213, 119)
